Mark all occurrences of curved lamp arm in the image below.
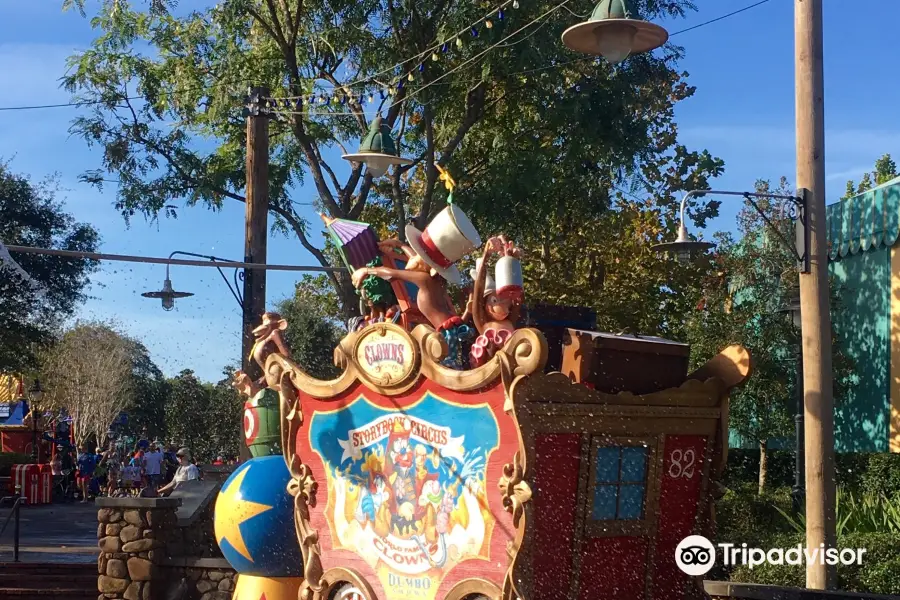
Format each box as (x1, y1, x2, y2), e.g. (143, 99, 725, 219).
(676, 189, 809, 273)
(167, 251, 244, 309)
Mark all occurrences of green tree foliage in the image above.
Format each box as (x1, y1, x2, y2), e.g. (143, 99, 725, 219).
(125, 340, 170, 441)
(164, 368, 243, 463)
(685, 177, 854, 493)
(842, 153, 898, 199)
(0, 161, 100, 372)
(61, 0, 714, 315)
(205, 366, 244, 462)
(275, 275, 344, 379)
(165, 369, 210, 459)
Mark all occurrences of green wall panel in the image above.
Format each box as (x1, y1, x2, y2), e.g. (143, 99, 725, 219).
(830, 246, 890, 452)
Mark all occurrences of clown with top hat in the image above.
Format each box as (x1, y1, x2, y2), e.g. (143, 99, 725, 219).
(351, 200, 481, 370)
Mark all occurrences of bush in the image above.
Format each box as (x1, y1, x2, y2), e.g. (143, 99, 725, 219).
(837, 532, 900, 594)
(724, 449, 795, 489)
(729, 532, 805, 588)
(716, 483, 796, 549)
(860, 454, 900, 497)
(0, 452, 32, 477)
(729, 532, 900, 595)
(724, 450, 900, 494)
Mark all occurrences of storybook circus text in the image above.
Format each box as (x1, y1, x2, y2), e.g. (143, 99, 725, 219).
(212, 203, 753, 600)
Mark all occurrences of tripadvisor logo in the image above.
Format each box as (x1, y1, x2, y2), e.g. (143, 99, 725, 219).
(674, 535, 867, 576)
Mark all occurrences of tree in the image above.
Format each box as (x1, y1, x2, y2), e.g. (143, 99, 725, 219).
(275, 274, 344, 379)
(842, 153, 898, 199)
(125, 341, 170, 441)
(164, 367, 244, 462)
(205, 367, 245, 461)
(165, 369, 211, 459)
(686, 177, 854, 494)
(40, 321, 136, 448)
(62, 0, 710, 315)
(0, 161, 100, 373)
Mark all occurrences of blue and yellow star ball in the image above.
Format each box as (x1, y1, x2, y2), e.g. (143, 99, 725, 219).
(214, 455, 303, 577)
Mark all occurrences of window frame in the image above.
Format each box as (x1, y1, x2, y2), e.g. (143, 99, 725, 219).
(584, 435, 661, 538)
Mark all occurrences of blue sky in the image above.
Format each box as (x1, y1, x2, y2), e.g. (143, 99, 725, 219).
(1, 0, 896, 382)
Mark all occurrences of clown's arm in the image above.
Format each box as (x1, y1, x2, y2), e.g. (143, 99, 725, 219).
(378, 239, 418, 260)
(351, 265, 428, 288)
(471, 237, 504, 334)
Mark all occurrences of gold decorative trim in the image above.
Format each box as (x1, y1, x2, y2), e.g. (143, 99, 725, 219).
(264, 324, 548, 399)
(444, 578, 502, 600)
(319, 567, 378, 600)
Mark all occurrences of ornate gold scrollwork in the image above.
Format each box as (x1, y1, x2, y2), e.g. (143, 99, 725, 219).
(499, 448, 532, 600)
(499, 451, 531, 529)
(287, 461, 324, 600)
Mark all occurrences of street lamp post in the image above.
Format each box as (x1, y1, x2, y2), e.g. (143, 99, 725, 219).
(27, 379, 44, 462)
(778, 290, 805, 513)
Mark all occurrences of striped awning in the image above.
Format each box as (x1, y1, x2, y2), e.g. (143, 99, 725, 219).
(826, 175, 900, 260)
(0, 374, 23, 403)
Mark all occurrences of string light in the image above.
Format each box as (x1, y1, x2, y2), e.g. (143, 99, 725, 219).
(441, 42, 449, 53)
(456, 37, 464, 48)
(512, 0, 519, 7)
(432, 52, 439, 61)
(470, 27, 479, 37)
(408, 72, 415, 82)
(418, 63, 425, 72)
(498, 8, 505, 19)
(368, 93, 374, 103)
(485, 19, 493, 29)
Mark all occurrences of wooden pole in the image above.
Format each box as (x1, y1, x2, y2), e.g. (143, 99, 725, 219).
(794, 0, 836, 589)
(240, 87, 270, 460)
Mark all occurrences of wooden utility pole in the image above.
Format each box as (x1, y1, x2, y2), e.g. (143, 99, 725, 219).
(240, 87, 270, 459)
(795, 0, 836, 589)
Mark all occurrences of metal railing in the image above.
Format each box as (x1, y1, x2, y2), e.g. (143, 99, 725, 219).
(0, 488, 25, 562)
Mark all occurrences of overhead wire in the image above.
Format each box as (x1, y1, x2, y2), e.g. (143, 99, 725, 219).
(0, 0, 772, 113)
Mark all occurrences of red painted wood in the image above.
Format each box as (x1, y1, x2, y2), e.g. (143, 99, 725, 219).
(577, 536, 648, 600)
(294, 377, 519, 600)
(532, 433, 581, 599)
(650, 435, 708, 599)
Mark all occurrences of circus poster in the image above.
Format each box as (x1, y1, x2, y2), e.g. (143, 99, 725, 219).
(307, 387, 506, 600)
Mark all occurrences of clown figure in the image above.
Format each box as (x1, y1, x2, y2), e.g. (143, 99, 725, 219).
(350, 205, 482, 370)
(383, 419, 419, 535)
(468, 236, 524, 368)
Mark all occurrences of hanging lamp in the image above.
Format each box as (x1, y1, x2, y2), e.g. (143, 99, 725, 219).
(342, 115, 412, 177)
(561, 0, 668, 64)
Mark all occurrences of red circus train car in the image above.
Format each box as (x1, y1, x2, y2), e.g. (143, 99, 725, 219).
(263, 322, 749, 600)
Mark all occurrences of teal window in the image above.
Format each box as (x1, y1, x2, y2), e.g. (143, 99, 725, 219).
(591, 446, 649, 521)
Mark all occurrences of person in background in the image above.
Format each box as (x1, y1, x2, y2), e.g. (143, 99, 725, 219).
(158, 448, 200, 496)
(76, 445, 97, 503)
(143, 442, 164, 490)
(134, 427, 150, 453)
(50, 450, 62, 476)
(103, 443, 122, 497)
(164, 444, 178, 484)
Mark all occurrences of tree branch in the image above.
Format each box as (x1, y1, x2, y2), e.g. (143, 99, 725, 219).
(417, 103, 437, 228)
(439, 82, 487, 159)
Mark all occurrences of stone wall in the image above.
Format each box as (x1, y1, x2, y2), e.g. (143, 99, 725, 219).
(96, 496, 236, 600)
(158, 557, 237, 600)
(97, 498, 180, 600)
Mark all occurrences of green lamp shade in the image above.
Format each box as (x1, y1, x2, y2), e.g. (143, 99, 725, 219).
(561, 0, 668, 62)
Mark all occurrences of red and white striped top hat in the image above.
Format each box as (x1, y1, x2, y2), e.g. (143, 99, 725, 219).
(405, 205, 482, 286)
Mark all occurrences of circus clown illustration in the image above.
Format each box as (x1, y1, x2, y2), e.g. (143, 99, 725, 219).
(308, 392, 499, 594)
